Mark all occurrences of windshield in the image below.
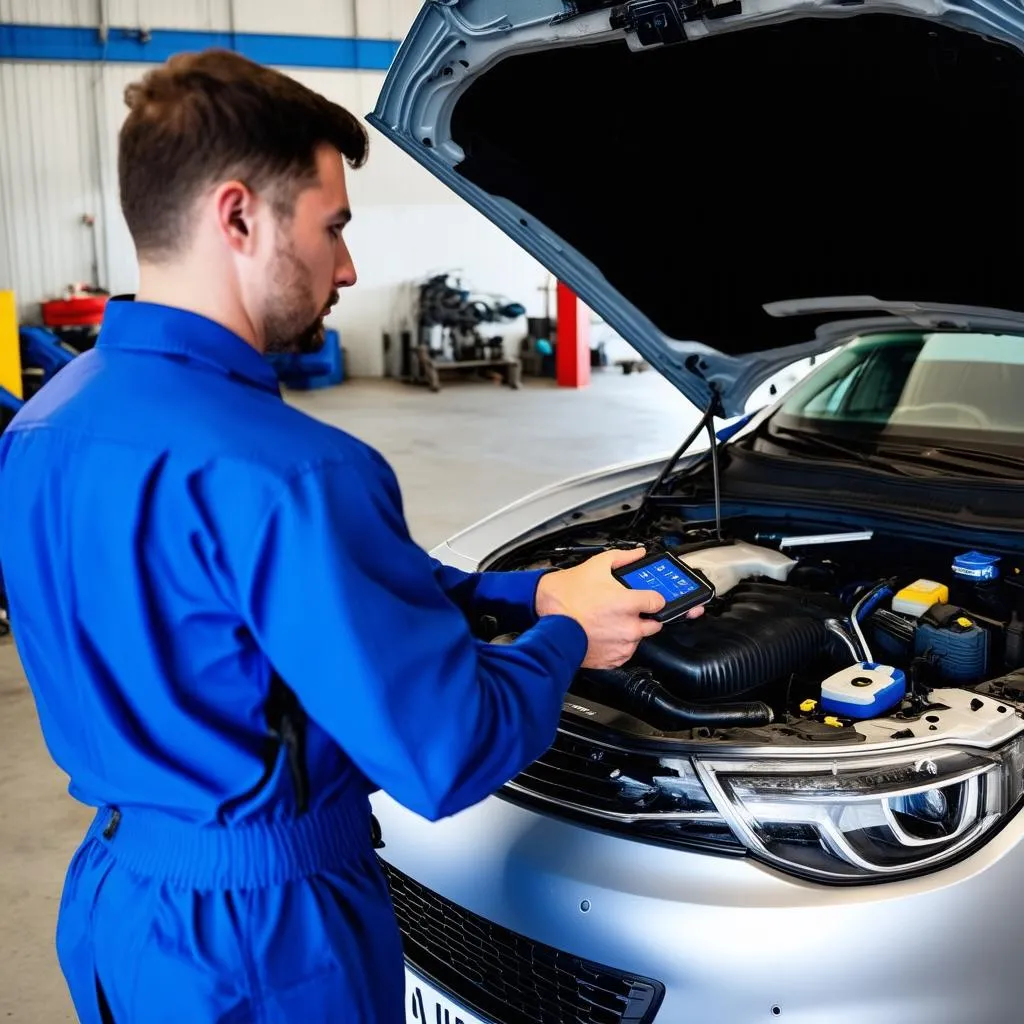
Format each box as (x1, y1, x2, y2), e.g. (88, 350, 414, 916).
(770, 329, 1024, 448)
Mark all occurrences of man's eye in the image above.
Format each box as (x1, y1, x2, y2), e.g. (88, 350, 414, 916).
(327, 225, 342, 240)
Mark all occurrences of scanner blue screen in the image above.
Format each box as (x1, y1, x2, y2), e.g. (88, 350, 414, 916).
(620, 558, 701, 601)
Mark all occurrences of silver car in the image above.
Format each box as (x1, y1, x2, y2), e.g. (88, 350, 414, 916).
(368, 2, 1024, 1021)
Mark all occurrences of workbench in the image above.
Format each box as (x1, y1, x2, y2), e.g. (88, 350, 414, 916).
(416, 345, 521, 392)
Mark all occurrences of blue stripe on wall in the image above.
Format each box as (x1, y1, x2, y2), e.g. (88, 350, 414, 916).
(0, 23, 399, 70)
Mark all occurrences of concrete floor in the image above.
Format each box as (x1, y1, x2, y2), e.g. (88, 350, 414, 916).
(0, 368, 700, 1020)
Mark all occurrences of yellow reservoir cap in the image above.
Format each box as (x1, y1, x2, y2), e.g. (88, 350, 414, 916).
(892, 579, 949, 617)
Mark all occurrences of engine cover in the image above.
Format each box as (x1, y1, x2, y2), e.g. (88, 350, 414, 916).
(637, 581, 845, 699)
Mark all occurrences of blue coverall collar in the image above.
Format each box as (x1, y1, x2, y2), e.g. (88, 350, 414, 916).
(97, 298, 282, 396)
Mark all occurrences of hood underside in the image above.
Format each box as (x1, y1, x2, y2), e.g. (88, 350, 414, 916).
(369, 1, 1024, 414)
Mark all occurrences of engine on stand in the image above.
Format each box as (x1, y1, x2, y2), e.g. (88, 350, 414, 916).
(404, 273, 523, 389)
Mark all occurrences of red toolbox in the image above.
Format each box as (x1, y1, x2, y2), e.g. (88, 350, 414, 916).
(41, 294, 108, 328)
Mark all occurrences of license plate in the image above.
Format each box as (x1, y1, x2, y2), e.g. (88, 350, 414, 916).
(404, 965, 493, 1024)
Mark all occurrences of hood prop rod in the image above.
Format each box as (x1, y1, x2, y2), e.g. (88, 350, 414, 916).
(705, 412, 723, 543)
(629, 389, 723, 537)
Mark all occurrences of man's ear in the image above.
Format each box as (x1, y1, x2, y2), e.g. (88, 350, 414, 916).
(214, 180, 259, 255)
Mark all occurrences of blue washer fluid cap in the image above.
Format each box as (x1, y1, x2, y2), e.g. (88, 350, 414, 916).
(820, 663, 907, 720)
(952, 550, 1001, 582)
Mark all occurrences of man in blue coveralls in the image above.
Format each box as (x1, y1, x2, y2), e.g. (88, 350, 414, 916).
(0, 50, 699, 1022)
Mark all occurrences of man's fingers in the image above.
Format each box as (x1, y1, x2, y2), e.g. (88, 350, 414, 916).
(639, 617, 663, 638)
(608, 586, 664, 615)
(637, 589, 666, 615)
(603, 545, 647, 570)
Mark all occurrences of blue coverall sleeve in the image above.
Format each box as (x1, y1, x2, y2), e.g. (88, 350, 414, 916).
(242, 452, 589, 822)
(428, 559, 550, 635)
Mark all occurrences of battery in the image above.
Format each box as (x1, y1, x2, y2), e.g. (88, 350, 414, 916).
(914, 606, 989, 683)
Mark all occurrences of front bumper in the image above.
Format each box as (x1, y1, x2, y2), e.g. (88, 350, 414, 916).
(373, 787, 1024, 1023)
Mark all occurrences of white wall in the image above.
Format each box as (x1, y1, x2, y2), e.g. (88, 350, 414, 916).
(0, 61, 106, 317)
(289, 67, 551, 376)
(0, 0, 552, 375)
(0, 0, 425, 34)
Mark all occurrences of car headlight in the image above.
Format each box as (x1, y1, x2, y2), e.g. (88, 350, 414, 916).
(506, 727, 1024, 884)
(696, 734, 1024, 883)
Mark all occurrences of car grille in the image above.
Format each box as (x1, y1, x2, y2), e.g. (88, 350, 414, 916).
(505, 727, 742, 852)
(381, 860, 664, 1024)
(512, 729, 655, 814)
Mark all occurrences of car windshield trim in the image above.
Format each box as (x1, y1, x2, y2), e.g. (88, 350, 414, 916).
(763, 295, 1024, 332)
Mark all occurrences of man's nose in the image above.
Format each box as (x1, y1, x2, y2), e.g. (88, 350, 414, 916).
(335, 239, 357, 289)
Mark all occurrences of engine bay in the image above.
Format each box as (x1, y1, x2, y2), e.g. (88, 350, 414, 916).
(487, 512, 1024, 745)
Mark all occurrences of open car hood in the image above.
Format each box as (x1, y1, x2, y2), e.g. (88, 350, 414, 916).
(368, 0, 1024, 416)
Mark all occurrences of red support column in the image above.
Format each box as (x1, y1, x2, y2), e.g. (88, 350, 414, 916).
(555, 281, 591, 388)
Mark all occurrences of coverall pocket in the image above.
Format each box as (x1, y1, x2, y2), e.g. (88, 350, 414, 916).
(252, 860, 406, 1024)
(55, 838, 117, 1024)
(97, 875, 251, 1022)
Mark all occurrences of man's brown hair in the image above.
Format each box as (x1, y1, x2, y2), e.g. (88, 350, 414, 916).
(119, 49, 369, 259)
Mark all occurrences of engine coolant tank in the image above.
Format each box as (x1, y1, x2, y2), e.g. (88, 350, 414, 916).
(892, 579, 949, 618)
(678, 541, 796, 597)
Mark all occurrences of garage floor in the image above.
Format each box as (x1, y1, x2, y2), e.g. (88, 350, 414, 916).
(0, 369, 700, 1020)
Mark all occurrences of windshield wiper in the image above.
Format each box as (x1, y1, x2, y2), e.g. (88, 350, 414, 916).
(765, 426, 920, 477)
(873, 442, 1024, 480)
(768, 428, 1024, 481)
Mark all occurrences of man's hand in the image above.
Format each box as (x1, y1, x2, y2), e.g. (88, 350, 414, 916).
(534, 547, 703, 670)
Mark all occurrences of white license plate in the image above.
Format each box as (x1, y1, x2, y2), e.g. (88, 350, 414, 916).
(404, 965, 493, 1024)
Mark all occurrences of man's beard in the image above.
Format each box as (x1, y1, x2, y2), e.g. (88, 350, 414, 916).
(262, 240, 337, 355)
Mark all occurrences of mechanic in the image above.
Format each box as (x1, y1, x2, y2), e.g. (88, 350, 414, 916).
(0, 51, 698, 1023)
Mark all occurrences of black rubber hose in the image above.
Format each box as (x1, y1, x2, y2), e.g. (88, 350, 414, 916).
(586, 668, 774, 727)
(627, 674, 774, 727)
